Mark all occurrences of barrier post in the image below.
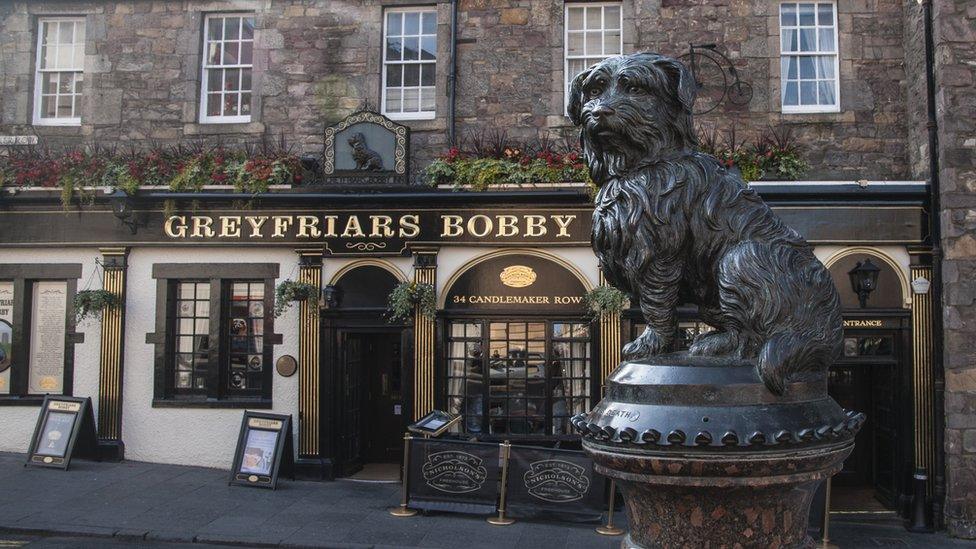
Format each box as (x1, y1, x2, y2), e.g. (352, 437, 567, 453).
(488, 440, 515, 525)
(389, 433, 418, 517)
(596, 479, 624, 535)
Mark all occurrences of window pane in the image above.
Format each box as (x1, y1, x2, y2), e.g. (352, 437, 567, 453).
(798, 3, 816, 25)
(208, 18, 223, 40)
(223, 41, 239, 65)
(585, 31, 601, 56)
(799, 28, 816, 51)
(420, 63, 434, 86)
(208, 42, 222, 65)
(567, 32, 583, 56)
(785, 56, 798, 79)
(387, 64, 402, 87)
(817, 56, 834, 78)
(781, 29, 797, 52)
(403, 88, 419, 112)
(240, 41, 253, 65)
(799, 56, 816, 79)
(585, 7, 601, 30)
(800, 80, 817, 104)
(43, 21, 58, 45)
(224, 68, 240, 91)
(421, 88, 435, 112)
(567, 7, 584, 30)
(207, 93, 222, 116)
(403, 64, 420, 87)
(59, 21, 73, 44)
(224, 17, 241, 40)
(57, 95, 73, 117)
(402, 36, 420, 60)
(386, 37, 402, 61)
(385, 88, 401, 112)
(420, 36, 436, 60)
(223, 93, 240, 116)
(421, 11, 436, 34)
(783, 81, 799, 106)
(604, 5, 621, 29)
(241, 69, 252, 91)
(242, 17, 255, 40)
(818, 81, 835, 105)
(604, 31, 621, 55)
(818, 28, 835, 51)
(817, 3, 834, 25)
(387, 12, 402, 36)
(72, 42, 84, 70)
(404, 12, 420, 35)
(781, 3, 797, 26)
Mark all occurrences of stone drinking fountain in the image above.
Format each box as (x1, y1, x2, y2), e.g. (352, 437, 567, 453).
(567, 52, 864, 548)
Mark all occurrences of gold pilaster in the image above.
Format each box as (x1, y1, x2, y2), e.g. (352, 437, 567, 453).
(97, 247, 128, 442)
(297, 249, 323, 457)
(911, 262, 935, 495)
(412, 249, 438, 420)
(598, 271, 622, 385)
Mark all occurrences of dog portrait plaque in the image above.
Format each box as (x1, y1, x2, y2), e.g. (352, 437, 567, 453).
(323, 110, 409, 185)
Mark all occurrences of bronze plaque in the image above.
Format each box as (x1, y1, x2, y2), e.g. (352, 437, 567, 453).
(275, 355, 297, 377)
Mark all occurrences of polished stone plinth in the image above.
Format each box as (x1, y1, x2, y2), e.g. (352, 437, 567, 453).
(572, 353, 863, 549)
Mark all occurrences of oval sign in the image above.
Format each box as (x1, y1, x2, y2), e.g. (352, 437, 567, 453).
(275, 355, 298, 377)
(445, 254, 587, 314)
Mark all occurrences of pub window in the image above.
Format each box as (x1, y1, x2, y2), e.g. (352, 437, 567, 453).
(34, 17, 86, 126)
(779, 2, 839, 113)
(382, 7, 437, 120)
(200, 13, 255, 123)
(0, 265, 82, 402)
(564, 2, 622, 113)
(151, 264, 278, 407)
(446, 320, 592, 437)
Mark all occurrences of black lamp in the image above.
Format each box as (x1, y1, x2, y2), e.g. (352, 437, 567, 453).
(848, 258, 881, 308)
(110, 190, 138, 234)
(322, 285, 340, 309)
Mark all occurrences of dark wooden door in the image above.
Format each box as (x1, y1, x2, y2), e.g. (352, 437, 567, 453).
(340, 334, 364, 474)
(364, 333, 404, 463)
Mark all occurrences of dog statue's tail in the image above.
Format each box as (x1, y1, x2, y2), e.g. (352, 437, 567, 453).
(757, 331, 830, 395)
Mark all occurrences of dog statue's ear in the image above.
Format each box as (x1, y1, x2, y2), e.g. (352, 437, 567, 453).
(567, 67, 592, 126)
(654, 57, 697, 114)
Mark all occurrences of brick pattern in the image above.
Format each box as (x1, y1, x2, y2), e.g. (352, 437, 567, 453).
(0, 0, 917, 181)
(936, 0, 976, 538)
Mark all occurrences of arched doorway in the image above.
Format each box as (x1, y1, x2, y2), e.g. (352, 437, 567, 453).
(323, 262, 409, 478)
(439, 251, 593, 443)
(825, 250, 912, 513)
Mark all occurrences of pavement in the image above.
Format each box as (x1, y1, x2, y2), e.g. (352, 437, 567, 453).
(0, 452, 970, 548)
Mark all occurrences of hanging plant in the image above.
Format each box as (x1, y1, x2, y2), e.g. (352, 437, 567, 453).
(274, 279, 319, 317)
(387, 282, 436, 323)
(73, 290, 121, 323)
(584, 286, 630, 318)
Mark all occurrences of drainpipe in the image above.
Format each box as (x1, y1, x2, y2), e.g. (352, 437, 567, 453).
(919, 0, 946, 531)
(448, 0, 458, 146)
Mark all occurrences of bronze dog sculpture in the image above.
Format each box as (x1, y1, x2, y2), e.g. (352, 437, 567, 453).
(569, 52, 842, 394)
(348, 132, 384, 171)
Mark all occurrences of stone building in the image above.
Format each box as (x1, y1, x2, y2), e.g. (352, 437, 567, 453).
(0, 0, 971, 539)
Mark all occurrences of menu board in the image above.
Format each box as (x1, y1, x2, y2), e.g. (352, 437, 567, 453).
(28, 281, 67, 394)
(27, 396, 97, 469)
(0, 281, 13, 394)
(229, 412, 294, 489)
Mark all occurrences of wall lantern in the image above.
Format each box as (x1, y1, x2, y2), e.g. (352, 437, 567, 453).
(848, 258, 881, 308)
(109, 190, 139, 234)
(321, 285, 341, 309)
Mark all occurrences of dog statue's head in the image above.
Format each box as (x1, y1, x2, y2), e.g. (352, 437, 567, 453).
(348, 133, 366, 148)
(568, 52, 697, 184)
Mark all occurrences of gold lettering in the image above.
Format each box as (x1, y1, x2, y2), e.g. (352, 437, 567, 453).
(322, 215, 338, 237)
(524, 215, 547, 237)
(400, 214, 421, 238)
(272, 216, 294, 238)
(551, 214, 577, 238)
(467, 215, 493, 238)
(165, 216, 187, 238)
(245, 216, 268, 238)
(219, 216, 242, 238)
(296, 215, 321, 238)
(495, 215, 519, 237)
(370, 215, 395, 238)
(341, 216, 365, 238)
(190, 216, 215, 238)
(441, 215, 463, 237)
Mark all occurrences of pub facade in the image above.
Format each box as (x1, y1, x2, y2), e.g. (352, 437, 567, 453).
(0, 0, 969, 537)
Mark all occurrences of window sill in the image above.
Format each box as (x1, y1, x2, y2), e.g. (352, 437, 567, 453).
(152, 398, 272, 409)
(184, 121, 265, 135)
(0, 396, 46, 407)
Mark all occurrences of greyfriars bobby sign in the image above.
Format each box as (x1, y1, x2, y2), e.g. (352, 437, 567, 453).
(324, 110, 408, 185)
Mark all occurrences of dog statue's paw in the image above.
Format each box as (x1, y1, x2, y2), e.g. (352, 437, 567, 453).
(622, 328, 669, 360)
(688, 330, 740, 357)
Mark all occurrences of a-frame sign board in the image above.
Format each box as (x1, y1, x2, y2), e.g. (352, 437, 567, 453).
(229, 411, 294, 490)
(26, 395, 98, 470)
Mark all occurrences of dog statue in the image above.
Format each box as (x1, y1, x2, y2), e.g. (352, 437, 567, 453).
(568, 52, 842, 395)
(348, 132, 384, 171)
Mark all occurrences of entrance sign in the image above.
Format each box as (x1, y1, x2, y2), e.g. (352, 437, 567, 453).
(444, 254, 589, 314)
(505, 445, 604, 520)
(407, 438, 499, 514)
(229, 411, 294, 489)
(26, 396, 97, 469)
(28, 281, 67, 394)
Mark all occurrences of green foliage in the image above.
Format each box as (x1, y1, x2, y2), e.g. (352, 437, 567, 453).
(584, 286, 630, 318)
(424, 147, 590, 190)
(387, 282, 436, 323)
(73, 289, 122, 323)
(274, 280, 320, 318)
(696, 124, 808, 182)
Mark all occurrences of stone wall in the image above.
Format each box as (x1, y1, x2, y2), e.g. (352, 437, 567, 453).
(0, 0, 914, 180)
(936, 0, 976, 538)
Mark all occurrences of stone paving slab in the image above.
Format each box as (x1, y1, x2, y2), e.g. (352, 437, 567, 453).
(0, 452, 969, 548)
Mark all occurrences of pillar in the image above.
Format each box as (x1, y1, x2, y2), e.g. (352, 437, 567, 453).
(97, 247, 128, 460)
(909, 249, 937, 499)
(296, 248, 322, 462)
(598, 271, 622, 386)
(412, 248, 438, 420)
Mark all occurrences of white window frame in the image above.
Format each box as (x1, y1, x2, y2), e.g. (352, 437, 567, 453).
(381, 6, 437, 121)
(33, 17, 85, 126)
(564, 2, 623, 114)
(779, 1, 840, 114)
(199, 13, 254, 124)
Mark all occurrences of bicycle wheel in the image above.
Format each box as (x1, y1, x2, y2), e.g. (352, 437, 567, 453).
(677, 51, 727, 115)
(727, 80, 754, 106)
